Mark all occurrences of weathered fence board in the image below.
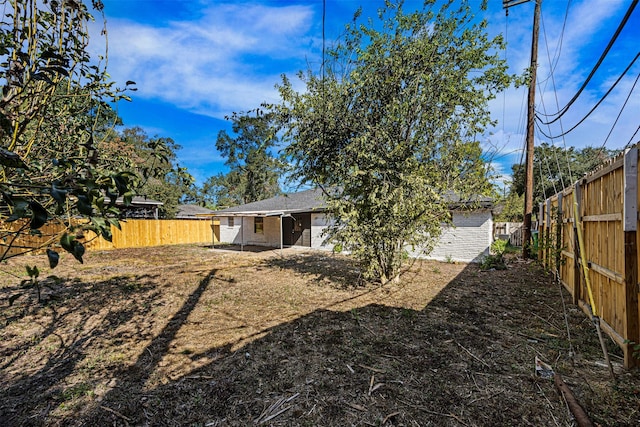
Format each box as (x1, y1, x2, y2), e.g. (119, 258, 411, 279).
(539, 147, 640, 368)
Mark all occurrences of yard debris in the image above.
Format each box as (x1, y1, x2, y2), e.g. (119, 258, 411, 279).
(100, 405, 131, 422)
(253, 393, 299, 424)
(554, 374, 594, 427)
(368, 375, 384, 395)
(358, 364, 386, 373)
(347, 402, 367, 412)
(535, 356, 555, 379)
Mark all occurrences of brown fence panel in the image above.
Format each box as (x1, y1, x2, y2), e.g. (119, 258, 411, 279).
(542, 147, 640, 367)
(1, 219, 216, 256)
(85, 219, 215, 250)
(0, 220, 66, 258)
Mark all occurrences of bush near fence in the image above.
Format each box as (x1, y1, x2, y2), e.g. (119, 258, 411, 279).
(1, 219, 218, 257)
(539, 146, 639, 368)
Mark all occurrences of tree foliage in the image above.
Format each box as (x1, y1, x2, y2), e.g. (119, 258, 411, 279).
(203, 110, 282, 207)
(510, 143, 619, 208)
(0, 0, 167, 266)
(276, 0, 513, 283)
(103, 127, 195, 218)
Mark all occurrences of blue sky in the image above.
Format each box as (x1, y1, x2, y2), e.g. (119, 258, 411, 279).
(94, 0, 639, 190)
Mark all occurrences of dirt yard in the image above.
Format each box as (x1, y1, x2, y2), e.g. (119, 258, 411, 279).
(0, 244, 638, 426)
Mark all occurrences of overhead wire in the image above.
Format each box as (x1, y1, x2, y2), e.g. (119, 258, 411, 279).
(624, 125, 640, 150)
(536, 0, 639, 123)
(535, 52, 640, 140)
(537, 0, 571, 92)
(597, 71, 640, 152)
(539, 6, 574, 185)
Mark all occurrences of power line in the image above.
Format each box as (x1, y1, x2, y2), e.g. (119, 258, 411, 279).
(537, 0, 571, 90)
(539, 5, 574, 183)
(598, 71, 640, 151)
(535, 52, 640, 139)
(536, 0, 638, 123)
(624, 125, 640, 150)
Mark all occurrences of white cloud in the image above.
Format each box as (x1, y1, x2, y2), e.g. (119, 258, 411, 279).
(99, 3, 316, 119)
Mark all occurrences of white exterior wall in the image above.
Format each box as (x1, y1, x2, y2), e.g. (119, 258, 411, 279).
(218, 216, 242, 244)
(311, 213, 333, 250)
(421, 210, 493, 263)
(217, 216, 281, 246)
(218, 211, 491, 262)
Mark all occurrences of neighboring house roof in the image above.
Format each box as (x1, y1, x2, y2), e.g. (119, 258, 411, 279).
(213, 188, 492, 217)
(442, 191, 493, 209)
(176, 204, 216, 219)
(214, 188, 327, 216)
(115, 196, 163, 207)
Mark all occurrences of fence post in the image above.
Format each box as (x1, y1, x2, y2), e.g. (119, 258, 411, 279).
(572, 183, 581, 305)
(538, 202, 544, 262)
(623, 148, 639, 368)
(556, 193, 563, 277)
(546, 199, 552, 268)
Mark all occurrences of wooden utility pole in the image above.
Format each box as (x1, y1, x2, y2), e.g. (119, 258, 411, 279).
(503, 0, 541, 258)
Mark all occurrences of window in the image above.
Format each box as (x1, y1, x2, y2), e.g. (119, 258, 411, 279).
(228, 217, 234, 227)
(254, 217, 264, 234)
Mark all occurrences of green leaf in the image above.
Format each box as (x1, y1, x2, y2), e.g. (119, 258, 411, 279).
(26, 265, 39, 278)
(47, 249, 60, 269)
(0, 147, 28, 168)
(6, 200, 29, 222)
(29, 201, 49, 229)
(122, 191, 134, 206)
(60, 233, 74, 253)
(76, 195, 93, 215)
(72, 241, 85, 264)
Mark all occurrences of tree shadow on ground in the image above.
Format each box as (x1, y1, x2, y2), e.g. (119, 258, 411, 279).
(265, 252, 364, 289)
(0, 273, 163, 425)
(73, 260, 638, 427)
(3, 256, 637, 427)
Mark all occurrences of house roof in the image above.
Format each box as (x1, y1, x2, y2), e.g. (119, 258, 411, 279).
(176, 204, 216, 219)
(213, 187, 492, 217)
(115, 196, 163, 206)
(214, 188, 327, 217)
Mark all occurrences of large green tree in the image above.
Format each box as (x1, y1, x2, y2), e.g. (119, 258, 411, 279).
(208, 109, 282, 207)
(105, 127, 195, 218)
(276, 0, 513, 283)
(510, 144, 619, 208)
(0, 0, 166, 266)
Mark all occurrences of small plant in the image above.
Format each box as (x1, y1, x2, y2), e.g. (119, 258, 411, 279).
(624, 339, 640, 360)
(445, 254, 454, 264)
(480, 254, 507, 271)
(491, 239, 508, 256)
(481, 240, 508, 271)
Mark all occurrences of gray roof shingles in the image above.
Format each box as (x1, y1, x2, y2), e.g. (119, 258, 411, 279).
(213, 187, 492, 217)
(214, 188, 327, 216)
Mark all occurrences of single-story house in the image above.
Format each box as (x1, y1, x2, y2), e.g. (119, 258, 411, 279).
(176, 204, 216, 219)
(212, 188, 494, 263)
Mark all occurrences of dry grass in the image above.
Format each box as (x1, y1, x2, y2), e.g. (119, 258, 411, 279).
(0, 244, 638, 426)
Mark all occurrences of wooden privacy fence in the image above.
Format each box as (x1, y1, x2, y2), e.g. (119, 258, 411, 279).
(539, 147, 639, 368)
(1, 219, 218, 257)
(494, 222, 524, 246)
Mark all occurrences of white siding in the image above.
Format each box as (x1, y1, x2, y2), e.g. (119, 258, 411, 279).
(218, 210, 492, 262)
(421, 210, 493, 263)
(311, 213, 333, 250)
(218, 216, 242, 244)
(218, 216, 281, 246)
(311, 211, 492, 263)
